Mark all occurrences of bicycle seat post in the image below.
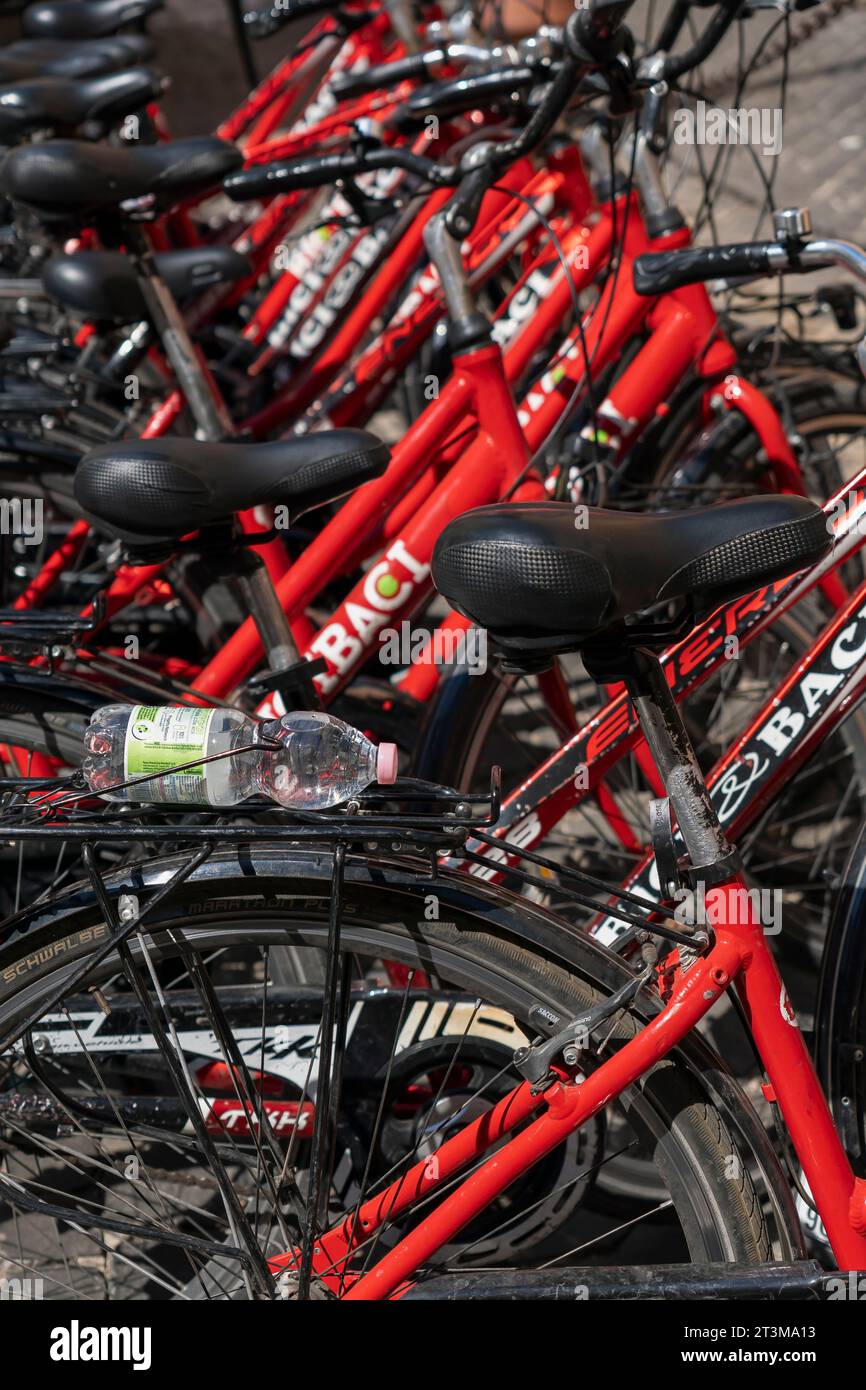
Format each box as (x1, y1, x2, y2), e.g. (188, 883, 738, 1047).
(232, 545, 300, 676)
(585, 643, 737, 879)
(123, 222, 235, 442)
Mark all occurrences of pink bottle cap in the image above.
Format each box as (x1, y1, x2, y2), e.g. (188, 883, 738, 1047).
(376, 742, 398, 784)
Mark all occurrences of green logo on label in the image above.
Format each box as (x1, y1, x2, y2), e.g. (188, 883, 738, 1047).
(376, 573, 400, 599)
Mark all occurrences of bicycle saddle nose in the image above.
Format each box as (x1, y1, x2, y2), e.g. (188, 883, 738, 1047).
(432, 496, 831, 657)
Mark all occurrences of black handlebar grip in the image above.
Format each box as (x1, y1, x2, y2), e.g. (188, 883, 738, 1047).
(633, 242, 777, 295)
(400, 66, 539, 124)
(224, 152, 364, 200)
(331, 51, 435, 99)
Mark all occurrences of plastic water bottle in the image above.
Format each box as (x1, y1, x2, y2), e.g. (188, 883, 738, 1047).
(82, 705, 398, 809)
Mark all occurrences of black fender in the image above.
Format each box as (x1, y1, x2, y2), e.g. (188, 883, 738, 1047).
(411, 661, 513, 786)
(0, 841, 804, 1255)
(0, 663, 114, 719)
(816, 818, 866, 1168)
(0, 659, 207, 722)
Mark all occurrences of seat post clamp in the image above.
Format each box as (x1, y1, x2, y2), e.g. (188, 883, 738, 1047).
(681, 846, 744, 892)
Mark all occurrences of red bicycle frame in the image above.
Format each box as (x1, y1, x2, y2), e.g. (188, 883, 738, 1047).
(11, 121, 834, 864)
(264, 869, 866, 1297)
(193, 184, 822, 707)
(15, 160, 823, 722)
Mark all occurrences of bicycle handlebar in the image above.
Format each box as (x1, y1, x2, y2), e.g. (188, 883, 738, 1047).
(633, 235, 866, 295)
(225, 145, 455, 200)
(634, 231, 866, 382)
(331, 41, 533, 101)
(333, 0, 743, 102)
(226, 1, 634, 205)
(396, 65, 545, 128)
(331, 49, 444, 99)
(633, 240, 776, 294)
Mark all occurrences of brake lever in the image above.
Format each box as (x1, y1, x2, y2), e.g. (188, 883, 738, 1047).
(340, 176, 399, 225)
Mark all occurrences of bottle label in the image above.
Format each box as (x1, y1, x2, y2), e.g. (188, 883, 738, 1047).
(124, 705, 218, 804)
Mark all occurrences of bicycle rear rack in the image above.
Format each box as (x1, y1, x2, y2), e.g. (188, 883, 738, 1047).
(0, 756, 695, 947)
(0, 595, 106, 647)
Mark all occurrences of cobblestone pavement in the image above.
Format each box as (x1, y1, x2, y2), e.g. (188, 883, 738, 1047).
(667, 0, 866, 243)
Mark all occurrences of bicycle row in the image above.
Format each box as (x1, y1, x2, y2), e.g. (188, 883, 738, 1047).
(0, 0, 863, 1301)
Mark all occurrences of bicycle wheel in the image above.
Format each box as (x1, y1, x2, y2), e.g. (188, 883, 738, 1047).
(0, 850, 796, 1299)
(0, 706, 92, 914)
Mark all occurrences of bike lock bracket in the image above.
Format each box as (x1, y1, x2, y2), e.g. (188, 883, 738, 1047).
(245, 656, 328, 711)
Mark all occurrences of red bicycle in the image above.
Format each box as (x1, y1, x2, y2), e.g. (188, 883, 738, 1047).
(5, 13, 835, 706)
